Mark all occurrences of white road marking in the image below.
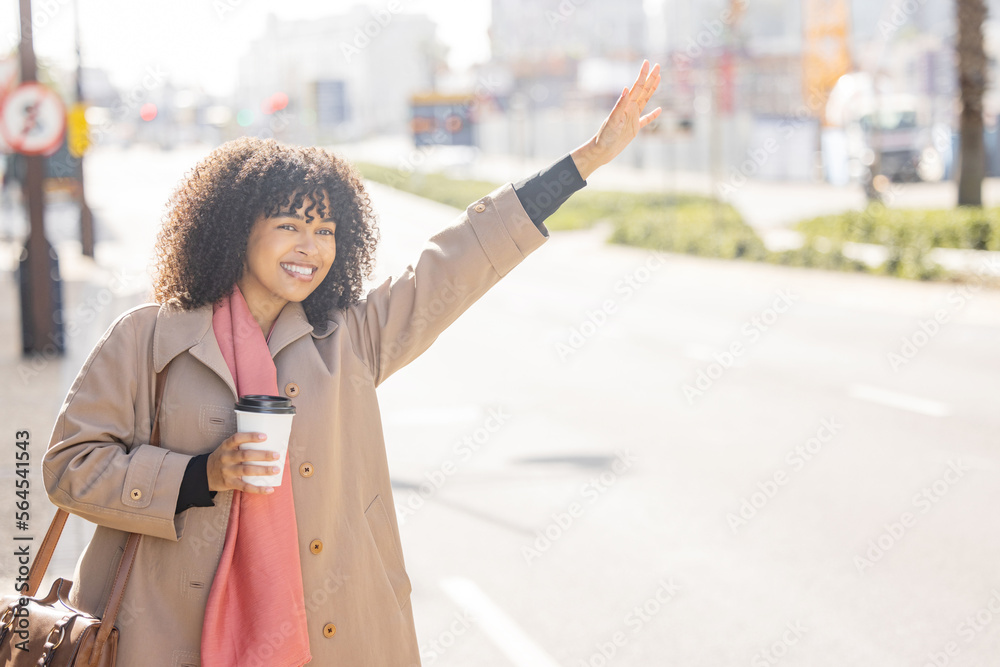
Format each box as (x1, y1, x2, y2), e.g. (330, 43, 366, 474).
(439, 576, 561, 667)
(848, 384, 953, 417)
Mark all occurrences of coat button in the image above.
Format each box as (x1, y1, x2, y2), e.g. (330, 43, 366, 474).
(322, 623, 336, 638)
(284, 382, 299, 398)
(309, 539, 323, 554)
(473, 203, 486, 213)
(130, 489, 142, 500)
(299, 462, 314, 478)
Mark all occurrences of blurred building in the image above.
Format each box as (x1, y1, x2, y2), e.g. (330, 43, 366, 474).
(487, 0, 647, 107)
(490, 0, 647, 64)
(235, 8, 442, 144)
(647, 0, 1000, 183)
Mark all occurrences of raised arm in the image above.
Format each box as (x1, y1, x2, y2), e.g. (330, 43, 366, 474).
(345, 58, 662, 387)
(346, 181, 545, 386)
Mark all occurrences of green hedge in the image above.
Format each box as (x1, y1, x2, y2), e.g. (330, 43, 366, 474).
(796, 205, 1000, 252)
(608, 201, 952, 280)
(767, 244, 869, 274)
(608, 201, 768, 260)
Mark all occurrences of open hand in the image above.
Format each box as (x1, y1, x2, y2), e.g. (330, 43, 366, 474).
(571, 59, 662, 179)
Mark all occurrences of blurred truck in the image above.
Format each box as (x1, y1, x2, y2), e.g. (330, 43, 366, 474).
(828, 73, 946, 187)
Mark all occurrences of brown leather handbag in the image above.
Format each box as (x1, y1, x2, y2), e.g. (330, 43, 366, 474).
(0, 362, 171, 667)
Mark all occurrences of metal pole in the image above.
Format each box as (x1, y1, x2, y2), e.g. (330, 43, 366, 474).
(73, 0, 94, 257)
(18, 0, 63, 356)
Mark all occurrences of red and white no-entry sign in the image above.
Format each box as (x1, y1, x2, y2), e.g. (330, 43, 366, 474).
(0, 82, 66, 156)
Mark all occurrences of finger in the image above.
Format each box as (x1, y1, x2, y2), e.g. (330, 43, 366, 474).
(235, 466, 277, 493)
(240, 462, 281, 476)
(648, 65, 661, 93)
(639, 107, 662, 129)
(230, 431, 267, 447)
(239, 480, 275, 495)
(629, 62, 660, 114)
(637, 66, 661, 107)
(222, 446, 272, 467)
(245, 449, 281, 462)
(628, 59, 650, 98)
(644, 62, 660, 86)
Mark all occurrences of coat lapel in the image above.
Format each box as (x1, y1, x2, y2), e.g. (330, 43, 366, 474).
(153, 301, 237, 399)
(152, 299, 340, 400)
(266, 301, 316, 357)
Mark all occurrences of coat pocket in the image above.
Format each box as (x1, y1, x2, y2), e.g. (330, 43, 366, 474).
(364, 494, 412, 609)
(200, 404, 236, 436)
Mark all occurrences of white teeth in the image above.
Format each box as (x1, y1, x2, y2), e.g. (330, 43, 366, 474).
(281, 263, 314, 276)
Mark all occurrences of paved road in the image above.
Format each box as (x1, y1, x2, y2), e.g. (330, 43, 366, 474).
(2, 144, 998, 666)
(375, 185, 1000, 667)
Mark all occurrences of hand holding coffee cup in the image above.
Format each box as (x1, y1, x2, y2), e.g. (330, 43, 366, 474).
(206, 431, 282, 495)
(233, 395, 296, 488)
(206, 396, 296, 494)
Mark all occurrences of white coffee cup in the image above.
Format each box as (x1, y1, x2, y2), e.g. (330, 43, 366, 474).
(234, 395, 296, 487)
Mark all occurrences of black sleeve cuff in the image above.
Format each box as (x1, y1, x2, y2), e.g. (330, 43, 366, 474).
(512, 152, 587, 237)
(175, 452, 217, 514)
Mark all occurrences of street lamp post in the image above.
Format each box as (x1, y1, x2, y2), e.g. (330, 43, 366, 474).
(17, 0, 64, 357)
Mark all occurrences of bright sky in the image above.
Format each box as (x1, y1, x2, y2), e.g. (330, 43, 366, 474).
(0, 0, 495, 96)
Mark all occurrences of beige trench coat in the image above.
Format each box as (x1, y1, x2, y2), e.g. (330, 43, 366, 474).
(42, 182, 548, 666)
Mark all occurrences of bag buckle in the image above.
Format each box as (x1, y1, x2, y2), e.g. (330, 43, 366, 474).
(45, 622, 66, 649)
(37, 614, 75, 667)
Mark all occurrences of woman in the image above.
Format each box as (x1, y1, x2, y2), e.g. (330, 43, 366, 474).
(42, 61, 661, 666)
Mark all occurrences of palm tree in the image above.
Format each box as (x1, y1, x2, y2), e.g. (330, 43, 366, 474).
(956, 0, 987, 207)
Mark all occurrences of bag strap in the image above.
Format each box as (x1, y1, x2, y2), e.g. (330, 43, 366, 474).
(26, 361, 171, 601)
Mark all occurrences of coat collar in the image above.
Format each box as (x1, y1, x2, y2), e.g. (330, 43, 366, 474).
(153, 299, 338, 396)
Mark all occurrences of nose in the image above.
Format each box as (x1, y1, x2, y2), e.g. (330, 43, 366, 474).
(295, 229, 318, 256)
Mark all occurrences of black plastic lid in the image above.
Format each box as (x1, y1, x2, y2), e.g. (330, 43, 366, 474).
(234, 394, 296, 414)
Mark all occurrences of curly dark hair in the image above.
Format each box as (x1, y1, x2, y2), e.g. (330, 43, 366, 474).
(151, 136, 380, 327)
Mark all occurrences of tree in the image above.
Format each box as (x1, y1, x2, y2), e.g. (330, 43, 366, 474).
(956, 0, 987, 207)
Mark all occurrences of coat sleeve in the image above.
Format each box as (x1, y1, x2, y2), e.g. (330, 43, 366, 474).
(42, 309, 192, 541)
(347, 181, 549, 387)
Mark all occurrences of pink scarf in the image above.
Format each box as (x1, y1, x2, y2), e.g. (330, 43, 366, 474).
(201, 284, 312, 666)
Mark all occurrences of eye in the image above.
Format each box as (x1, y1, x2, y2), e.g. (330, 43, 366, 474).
(278, 223, 297, 231)
(318, 228, 335, 236)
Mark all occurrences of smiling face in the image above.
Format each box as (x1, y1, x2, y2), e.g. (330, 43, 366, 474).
(237, 191, 338, 319)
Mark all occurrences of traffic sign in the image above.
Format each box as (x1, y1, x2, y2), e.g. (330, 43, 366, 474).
(0, 82, 66, 156)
